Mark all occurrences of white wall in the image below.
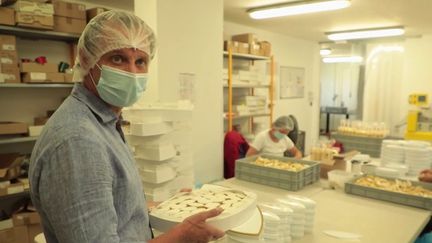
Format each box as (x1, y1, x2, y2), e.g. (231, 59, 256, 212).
(135, 0, 224, 183)
(224, 21, 321, 154)
(400, 35, 432, 119)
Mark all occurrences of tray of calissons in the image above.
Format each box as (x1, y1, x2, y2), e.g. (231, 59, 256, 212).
(149, 184, 257, 232)
(345, 175, 432, 210)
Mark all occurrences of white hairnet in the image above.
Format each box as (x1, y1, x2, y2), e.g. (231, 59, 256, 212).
(73, 10, 156, 81)
(273, 116, 294, 130)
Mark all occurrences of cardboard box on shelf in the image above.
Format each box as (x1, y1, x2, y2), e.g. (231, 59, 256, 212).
(232, 33, 257, 44)
(0, 153, 24, 181)
(0, 64, 20, 83)
(0, 182, 25, 195)
(23, 72, 65, 83)
(0, 35, 16, 52)
(249, 42, 260, 55)
(28, 125, 43, 137)
(237, 42, 249, 54)
(54, 15, 85, 34)
(13, 212, 43, 243)
(34, 116, 49, 125)
(0, 225, 28, 243)
(86, 7, 108, 22)
(0, 122, 28, 135)
(0, 7, 15, 26)
(13, 0, 54, 16)
(0, 51, 18, 65)
(20, 62, 57, 73)
(15, 12, 54, 30)
(223, 40, 239, 53)
(0, 219, 13, 231)
(53, 0, 86, 20)
(259, 41, 271, 57)
(64, 73, 73, 82)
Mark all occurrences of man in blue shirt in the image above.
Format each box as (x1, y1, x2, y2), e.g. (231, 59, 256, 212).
(29, 10, 224, 243)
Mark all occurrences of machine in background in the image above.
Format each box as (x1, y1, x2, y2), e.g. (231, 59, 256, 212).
(405, 93, 432, 141)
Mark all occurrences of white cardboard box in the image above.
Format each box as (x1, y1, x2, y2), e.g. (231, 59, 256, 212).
(135, 144, 176, 161)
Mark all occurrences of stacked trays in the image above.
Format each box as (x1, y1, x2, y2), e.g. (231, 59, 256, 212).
(235, 154, 320, 191)
(277, 199, 306, 239)
(285, 195, 316, 233)
(405, 144, 432, 176)
(259, 203, 293, 242)
(261, 211, 281, 243)
(380, 140, 432, 177)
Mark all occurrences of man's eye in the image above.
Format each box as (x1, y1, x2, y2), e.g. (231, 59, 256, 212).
(111, 55, 123, 64)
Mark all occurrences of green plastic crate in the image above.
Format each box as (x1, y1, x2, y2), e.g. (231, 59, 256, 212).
(235, 154, 320, 191)
(332, 133, 384, 157)
(345, 175, 432, 210)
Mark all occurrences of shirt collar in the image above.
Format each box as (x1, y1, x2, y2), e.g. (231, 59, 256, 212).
(71, 83, 119, 124)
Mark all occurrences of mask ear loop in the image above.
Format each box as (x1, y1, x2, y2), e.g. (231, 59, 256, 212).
(89, 64, 102, 89)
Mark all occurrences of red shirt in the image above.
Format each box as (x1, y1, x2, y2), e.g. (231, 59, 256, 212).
(224, 131, 249, 179)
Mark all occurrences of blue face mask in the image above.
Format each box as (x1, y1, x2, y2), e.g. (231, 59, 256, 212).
(273, 130, 286, 140)
(90, 64, 148, 107)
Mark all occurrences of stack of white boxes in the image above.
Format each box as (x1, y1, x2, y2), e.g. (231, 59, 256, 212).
(123, 105, 194, 202)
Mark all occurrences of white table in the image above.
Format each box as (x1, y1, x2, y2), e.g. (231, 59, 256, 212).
(214, 178, 431, 243)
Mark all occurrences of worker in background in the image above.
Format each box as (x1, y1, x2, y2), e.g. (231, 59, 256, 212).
(246, 116, 302, 158)
(224, 124, 249, 179)
(29, 10, 224, 243)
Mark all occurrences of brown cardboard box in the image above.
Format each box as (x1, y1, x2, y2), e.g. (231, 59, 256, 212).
(13, 212, 43, 243)
(237, 42, 249, 54)
(0, 182, 24, 195)
(319, 150, 358, 179)
(34, 116, 49, 125)
(0, 50, 18, 65)
(0, 153, 24, 181)
(0, 35, 16, 52)
(249, 42, 260, 55)
(86, 7, 108, 22)
(53, 0, 86, 19)
(0, 122, 28, 135)
(54, 15, 85, 34)
(23, 72, 64, 83)
(0, 64, 20, 83)
(259, 41, 271, 57)
(223, 40, 239, 53)
(20, 62, 57, 73)
(16, 12, 54, 30)
(0, 7, 15, 26)
(13, 0, 54, 16)
(64, 73, 73, 82)
(12, 226, 28, 243)
(232, 33, 257, 44)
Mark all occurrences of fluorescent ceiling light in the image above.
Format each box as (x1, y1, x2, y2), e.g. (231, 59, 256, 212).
(327, 27, 405, 41)
(322, 56, 363, 63)
(320, 48, 332, 56)
(248, 0, 351, 20)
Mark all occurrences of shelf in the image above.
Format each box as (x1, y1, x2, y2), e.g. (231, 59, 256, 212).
(224, 113, 270, 120)
(0, 25, 80, 42)
(0, 83, 74, 88)
(223, 51, 270, 61)
(223, 83, 270, 88)
(0, 136, 38, 145)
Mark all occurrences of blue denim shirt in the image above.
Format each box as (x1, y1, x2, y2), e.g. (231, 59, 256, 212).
(29, 84, 153, 243)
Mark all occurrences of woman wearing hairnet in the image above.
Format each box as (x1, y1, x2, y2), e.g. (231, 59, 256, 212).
(29, 10, 224, 243)
(246, 116, 302, 158)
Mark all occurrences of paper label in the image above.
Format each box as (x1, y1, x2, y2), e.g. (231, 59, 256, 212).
(0, 57, 12, 64)
(30, 72, 47, 80)
(2, 44, 15, 51)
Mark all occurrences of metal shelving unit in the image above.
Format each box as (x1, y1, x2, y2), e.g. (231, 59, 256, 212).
(224, 48, 275, 132)
(0, 83, 74, 88)
(0, 136, 38, 145)
(223, 83, 270, 88)
(0, 25, 80, 42)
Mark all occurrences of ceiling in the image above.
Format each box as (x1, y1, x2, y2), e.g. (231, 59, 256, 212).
(223, 0, 432, 43)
